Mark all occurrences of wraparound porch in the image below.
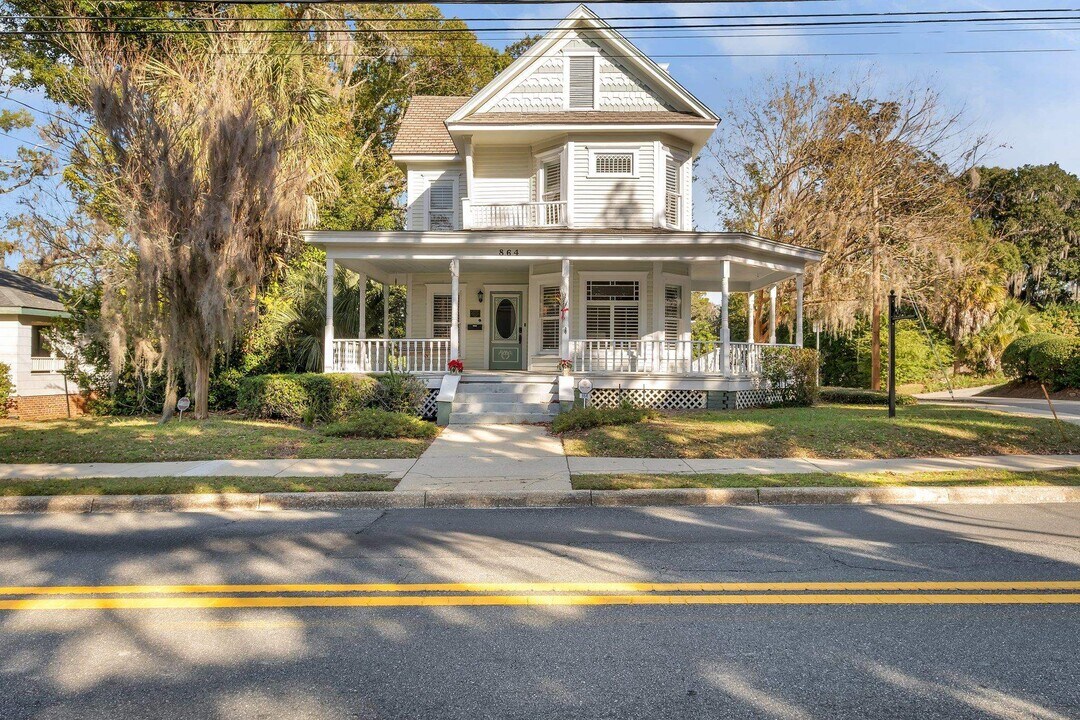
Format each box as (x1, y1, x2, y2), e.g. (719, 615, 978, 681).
(306, 229, 821, 381)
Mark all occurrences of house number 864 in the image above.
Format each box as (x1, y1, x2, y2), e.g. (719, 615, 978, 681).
(498, 248, 519, 256)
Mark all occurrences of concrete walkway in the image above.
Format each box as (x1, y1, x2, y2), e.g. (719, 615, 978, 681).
(916, 387, 1080, 425)
(0, 451, 1075, 484)
(395, 424, 572, 493)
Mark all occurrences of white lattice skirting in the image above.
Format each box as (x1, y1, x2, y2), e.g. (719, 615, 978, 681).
(419, 389, 439, 420)
(586, 388, 707, 410)
(735, 388, 785, 409)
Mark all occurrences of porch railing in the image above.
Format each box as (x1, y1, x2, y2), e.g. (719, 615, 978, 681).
(465, 200, 568, 229)
(569, 340, 797, 376)
(30, 356, 65, 373)
(332, 339, 450, 374)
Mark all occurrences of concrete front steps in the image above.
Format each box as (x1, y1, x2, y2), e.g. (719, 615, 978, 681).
(449, 375, 560, 424)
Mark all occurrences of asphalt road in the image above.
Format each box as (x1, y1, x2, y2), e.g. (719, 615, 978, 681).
(1, 504, 1078, 719)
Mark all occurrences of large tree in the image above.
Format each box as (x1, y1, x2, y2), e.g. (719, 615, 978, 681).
(708, 75, 988, 389)
(970, 163, 1080, 305)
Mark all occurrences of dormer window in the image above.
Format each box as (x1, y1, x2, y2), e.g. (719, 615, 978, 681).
(567, 55, 595, 109)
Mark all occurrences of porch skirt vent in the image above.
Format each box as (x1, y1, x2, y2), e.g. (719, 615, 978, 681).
(420, 389, 439, 420)
(587, 388, 707, 411)
(735, 388, 785, 409)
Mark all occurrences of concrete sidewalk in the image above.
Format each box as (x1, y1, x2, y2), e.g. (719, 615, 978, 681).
(0, 452, 1075, 482)
(916, 387, 1080, 425)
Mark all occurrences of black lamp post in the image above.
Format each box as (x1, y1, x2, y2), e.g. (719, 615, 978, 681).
(888, 290, 897, 418)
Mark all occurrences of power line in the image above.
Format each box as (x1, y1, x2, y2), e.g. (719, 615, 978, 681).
(8, 14, 1080, 35)
(4, 8, 1078, 24)
(2, 95, 91, 131)
(208, 47, 1080, 58)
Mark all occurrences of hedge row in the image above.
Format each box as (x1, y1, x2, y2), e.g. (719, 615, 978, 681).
(1001, 333, 1080, 390)
(819, 387, 917, 406)
(236, 373, 378, 423)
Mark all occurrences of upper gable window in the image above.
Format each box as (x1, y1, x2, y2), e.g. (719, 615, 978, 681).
(590, 150, 636, 178)
(567, 55, 595, 109)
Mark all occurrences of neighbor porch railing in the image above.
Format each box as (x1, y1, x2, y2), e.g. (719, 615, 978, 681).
(332, 339, 450, 374)
(30, 356, 65, 373)
(569, 340, 797, 376)
(464, 200, 568, 229)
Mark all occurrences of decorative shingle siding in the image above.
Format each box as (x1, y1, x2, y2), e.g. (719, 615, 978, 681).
(490, 58, 565, 112)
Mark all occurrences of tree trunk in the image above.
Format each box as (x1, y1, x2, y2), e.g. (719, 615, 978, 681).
(193, 353, 211, 420)
(159, 370, 178, 424)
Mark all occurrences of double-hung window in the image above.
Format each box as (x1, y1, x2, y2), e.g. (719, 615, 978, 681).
(431, 294, 453, 339)
(540, 285, 561, 351)
(585, 280, 640, 341)
(427, 179, 455, 230)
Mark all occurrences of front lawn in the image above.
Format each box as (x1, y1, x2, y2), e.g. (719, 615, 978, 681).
(574, 468, 1080, 490)
(0, 474, 397, 496)
(0, 416, 435, 464)
(559, 404, 1080, 459)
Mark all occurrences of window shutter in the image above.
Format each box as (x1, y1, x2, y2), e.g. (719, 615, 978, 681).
(432, 294, 452, 338)
(664, 285, 681, 342)
(665, 156, 681, 228)
(613, 305, 638, 340)
(542, 161, 561, 201)
(428, 179, 455, 230)
(568, 56, 595, 109)
(586, 305, 610, 339)
(541, 285, 561, 351)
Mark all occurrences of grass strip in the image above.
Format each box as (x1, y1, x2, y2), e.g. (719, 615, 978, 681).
(0, 474, 397, 497)
(572, 468, 1080, 490)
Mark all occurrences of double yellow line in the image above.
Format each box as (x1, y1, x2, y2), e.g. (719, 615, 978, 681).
(1, 580, 1078, 611)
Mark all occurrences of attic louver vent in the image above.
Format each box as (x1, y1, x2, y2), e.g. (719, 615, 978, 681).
(568, 56, 595, 109)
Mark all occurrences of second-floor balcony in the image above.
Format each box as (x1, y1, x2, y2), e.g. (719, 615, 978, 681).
(462, 200, 568, 230)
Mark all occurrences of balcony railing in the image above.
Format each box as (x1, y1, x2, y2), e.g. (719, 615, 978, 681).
(332, 339, 450, 374)
(30, 356, 65, 373)
(569, 340, 797, 376)
(464, 200, 567, 230)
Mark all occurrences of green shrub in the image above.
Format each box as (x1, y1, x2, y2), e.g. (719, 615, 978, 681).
(237, 373, 377, 422)
(1001, 333, 1057, 379)
(819, 387, 917, 406)
(374, 363, 428, 414)
(552, 405, 657, 433)
(0, 362, 12, 418)
(856, 320, 954, 387)
(1028, 336, 1080, 390)
(760, 346, 820, 406)
(321, 409, 438, 439)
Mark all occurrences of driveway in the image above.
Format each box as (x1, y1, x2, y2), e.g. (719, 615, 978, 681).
(916, 387, 1080, 425)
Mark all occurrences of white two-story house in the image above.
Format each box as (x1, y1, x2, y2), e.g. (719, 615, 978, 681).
(304, 5, 822, 423)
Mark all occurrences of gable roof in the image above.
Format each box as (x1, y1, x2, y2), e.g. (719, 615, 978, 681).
(457, 110, 714, 126)
(392, 95, 469, 156)
(0, 268, 66, 315)
(447, 5, 718, 125)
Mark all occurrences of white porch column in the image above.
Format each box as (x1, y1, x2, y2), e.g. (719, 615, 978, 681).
(560, 258, 571, 360)
(462, 135, 473, 230)
(768, 285, 777, 344)
(357, 272, 367, 340)
(720, 260, 730, 373)
(324, 255, 335, 372)
(746, 291, 756, 343)
(795, 274, 805, 346)
(382, 282, 390, 339)
(449, 258, 461, 360)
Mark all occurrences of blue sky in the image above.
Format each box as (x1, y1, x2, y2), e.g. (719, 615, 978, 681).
(1, 0, 1078, 257)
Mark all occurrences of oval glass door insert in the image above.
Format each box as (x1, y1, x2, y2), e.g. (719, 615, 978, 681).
(495, 298, 516, 339)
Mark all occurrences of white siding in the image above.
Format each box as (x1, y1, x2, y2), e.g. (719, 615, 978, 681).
(405, 164, 464, 230)
(572, 140, 656, 228)
(0, 316, 71, 399)
(470, 146, 533, 205)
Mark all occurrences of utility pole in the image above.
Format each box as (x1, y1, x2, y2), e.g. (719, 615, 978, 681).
(888, 290, 897, 418)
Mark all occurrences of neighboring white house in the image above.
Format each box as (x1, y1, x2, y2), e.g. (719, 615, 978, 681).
(0, 268, 79, 420)
(303, 4, 823, 424)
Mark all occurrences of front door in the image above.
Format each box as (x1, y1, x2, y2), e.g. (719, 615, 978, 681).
(489, 291, 524, 370)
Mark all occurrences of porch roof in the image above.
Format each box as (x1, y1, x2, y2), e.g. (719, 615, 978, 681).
(304, 229, 822, 293)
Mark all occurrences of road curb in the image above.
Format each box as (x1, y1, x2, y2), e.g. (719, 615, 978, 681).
(0, 485, 1077, 514)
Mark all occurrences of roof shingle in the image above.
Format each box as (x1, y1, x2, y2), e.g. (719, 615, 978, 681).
(0, 268, 66, 313)
(392, 95, 470, 156)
